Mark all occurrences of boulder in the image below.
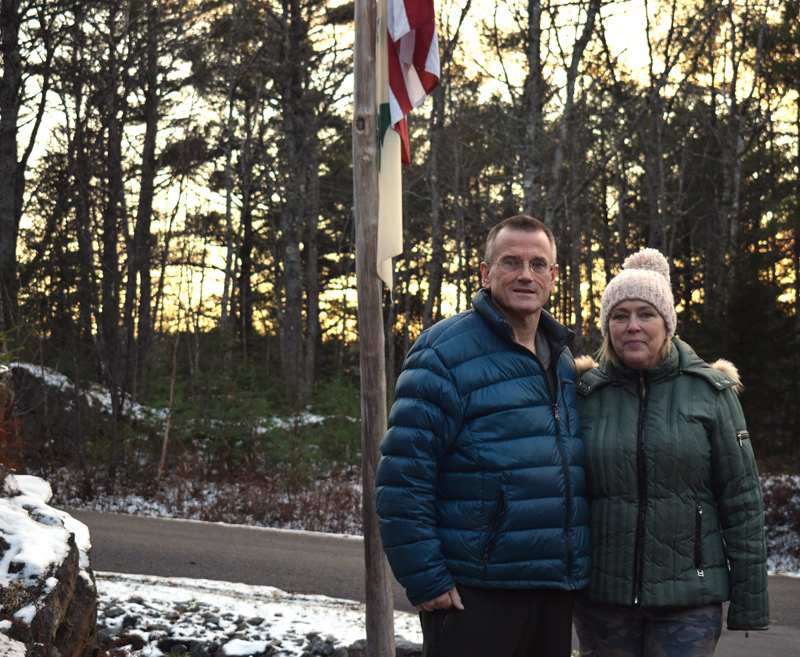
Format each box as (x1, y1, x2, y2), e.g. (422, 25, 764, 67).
(0, 475, 98, 657)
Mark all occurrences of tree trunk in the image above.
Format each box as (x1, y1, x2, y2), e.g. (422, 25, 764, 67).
(303, 141, 321, 399)
(237, 93, 258, 357)
(521, 0, 543, 219)
(100, 5, 126, 482)
(132, 1, 161, 392)
(277, 0, 316, 402)
(423, 84, 445, 330)
(0, 0, 22, 332)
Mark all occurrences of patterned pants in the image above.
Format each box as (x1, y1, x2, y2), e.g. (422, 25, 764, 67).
(574, 598, 723, 657)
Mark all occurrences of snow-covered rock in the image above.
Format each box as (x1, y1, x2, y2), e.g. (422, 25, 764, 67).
(0, 473, 97, 657)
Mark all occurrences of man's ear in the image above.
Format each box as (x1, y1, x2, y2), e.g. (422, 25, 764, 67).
(479, 262, 491, 288)
(548, 263, 558, 291)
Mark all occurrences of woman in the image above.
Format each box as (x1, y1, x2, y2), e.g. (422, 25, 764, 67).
(574, 248, 768, 657)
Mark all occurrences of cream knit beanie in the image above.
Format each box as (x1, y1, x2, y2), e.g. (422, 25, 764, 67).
(600, 248, 677, 338)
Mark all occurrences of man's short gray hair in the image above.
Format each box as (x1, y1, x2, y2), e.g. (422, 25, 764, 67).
(483, 215, 557, 264)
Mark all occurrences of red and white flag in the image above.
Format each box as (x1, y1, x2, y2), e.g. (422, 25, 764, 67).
(386, 0, 439, 167)
(377, 0, 439, 289)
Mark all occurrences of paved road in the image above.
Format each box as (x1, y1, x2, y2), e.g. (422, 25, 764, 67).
(64, 509, 414, 612)
(66, 509, 800, 655)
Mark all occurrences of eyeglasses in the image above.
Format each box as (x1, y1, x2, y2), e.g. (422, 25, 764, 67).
(489, 259, 555, 275)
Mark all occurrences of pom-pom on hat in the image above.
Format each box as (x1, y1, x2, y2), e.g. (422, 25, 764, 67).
(599, 248, 677, 338)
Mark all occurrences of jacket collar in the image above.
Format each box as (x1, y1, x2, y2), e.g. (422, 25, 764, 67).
(472, 289, 574, 355)
(578, 339, 680, 393)
(577, 337, 741, 394)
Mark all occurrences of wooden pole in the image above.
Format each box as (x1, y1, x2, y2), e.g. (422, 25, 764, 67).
(352, 0, 396, 655)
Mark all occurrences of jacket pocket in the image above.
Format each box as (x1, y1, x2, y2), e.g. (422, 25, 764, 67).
(695, 503, 704, 577)
(482, 489, 507, 570)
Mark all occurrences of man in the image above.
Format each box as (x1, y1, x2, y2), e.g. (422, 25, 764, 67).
(375, 215, 591, 657)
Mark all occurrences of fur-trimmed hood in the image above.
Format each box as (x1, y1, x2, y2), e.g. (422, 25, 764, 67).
(573, 341, 743, 395)
(709, 358, 743, 394)
(574, 354, 598, 378)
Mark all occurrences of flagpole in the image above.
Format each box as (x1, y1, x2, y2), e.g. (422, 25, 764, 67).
(352, 0, 397, 654)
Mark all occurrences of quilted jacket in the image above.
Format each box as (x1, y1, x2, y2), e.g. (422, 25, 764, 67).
(575, 338, 769, 630)
(375, 289, 591, 607)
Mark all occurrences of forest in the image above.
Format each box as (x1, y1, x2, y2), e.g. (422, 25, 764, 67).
(1, 0, 799, 494)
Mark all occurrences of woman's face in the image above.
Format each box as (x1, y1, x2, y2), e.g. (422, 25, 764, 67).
(609, 300, 668, 370)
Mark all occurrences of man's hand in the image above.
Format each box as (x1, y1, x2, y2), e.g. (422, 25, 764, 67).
(414, 586, 465, 612)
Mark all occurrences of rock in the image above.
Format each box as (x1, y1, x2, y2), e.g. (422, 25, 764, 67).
(115, 632, 146, 651)
(0, 476, 98, 657)
(394, 636, 422, 656)
(3, 532, 98, 657)
(158, 637, 194, 654)
(345, 638, 420, 657)
(345, 639, 366, 657)
(122, 614, 141, 628)
(0, 633, 26, 657)
(97, 628, 120, 646)
(190, 642, 212, 657)
(8, 364, 82, 447)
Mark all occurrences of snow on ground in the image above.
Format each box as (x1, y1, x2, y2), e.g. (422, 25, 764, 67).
(96, 573, 421, 657)
(0, 473, 421, 657)
(761, 473, 800, 575)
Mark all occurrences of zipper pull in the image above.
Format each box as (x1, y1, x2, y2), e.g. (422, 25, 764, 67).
(553, 403, 560, 422)
(696, 505, 704, 576)
(483, 553, 489, 570)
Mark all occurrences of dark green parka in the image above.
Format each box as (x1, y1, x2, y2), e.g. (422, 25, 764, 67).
(576, 338, 768, 630)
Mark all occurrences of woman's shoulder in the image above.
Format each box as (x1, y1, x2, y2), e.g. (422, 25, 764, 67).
(575, 355, 610, 395)
(675, 338, 744, 394)
(575, 354, 599, 378)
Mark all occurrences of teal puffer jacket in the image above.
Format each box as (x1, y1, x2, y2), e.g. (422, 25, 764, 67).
(376, 290, 591, 606)
(576, 338, 768, 630)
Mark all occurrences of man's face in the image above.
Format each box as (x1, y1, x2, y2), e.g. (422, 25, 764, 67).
(479, 228, 557, 324)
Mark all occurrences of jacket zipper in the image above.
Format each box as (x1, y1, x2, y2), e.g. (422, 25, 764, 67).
(632, 371, 648, 605)
(524, 344, 575, 587)
(483, 489, 506, 569)
(695, 503, 704, 577)
(560, 379, 571, 435)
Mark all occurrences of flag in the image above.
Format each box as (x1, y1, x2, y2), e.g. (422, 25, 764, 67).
(377, 0, 439, 289)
